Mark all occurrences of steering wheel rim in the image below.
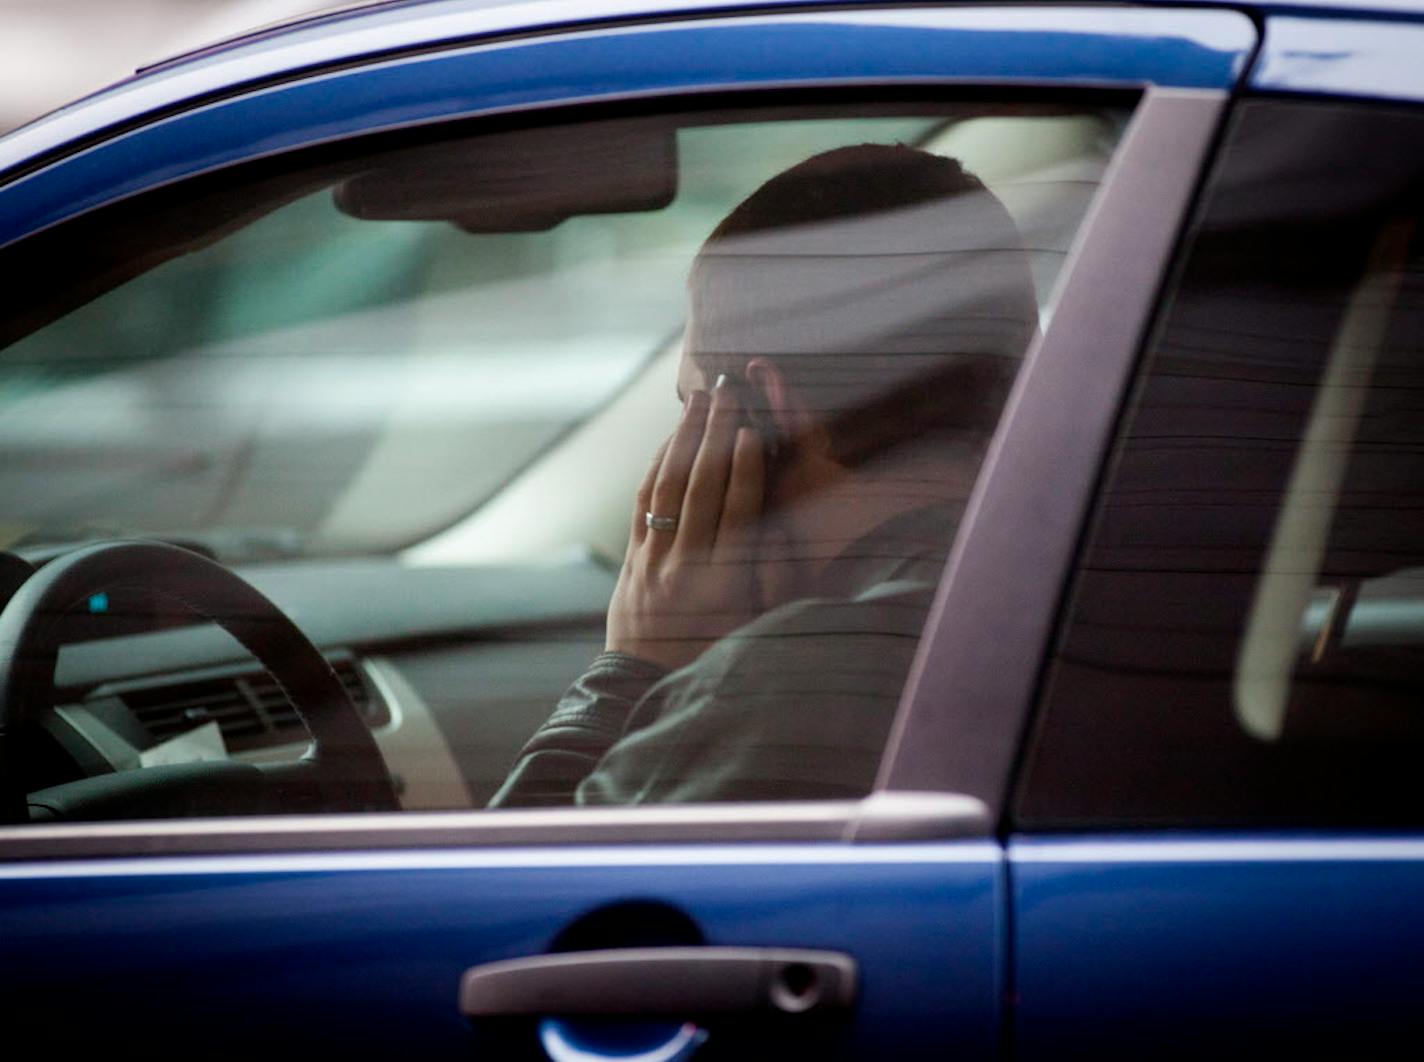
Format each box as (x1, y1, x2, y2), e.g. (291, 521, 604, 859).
(0, 540, 399, 823)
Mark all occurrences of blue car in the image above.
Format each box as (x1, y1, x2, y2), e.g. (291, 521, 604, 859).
(1, 0, 1422, 1056)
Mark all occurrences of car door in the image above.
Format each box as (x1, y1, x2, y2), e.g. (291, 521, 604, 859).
(1009, 10, 1424, 1057)
(0, 3, 1255, 1057)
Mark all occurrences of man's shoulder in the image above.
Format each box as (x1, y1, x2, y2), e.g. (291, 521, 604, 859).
(673, 575, 936, 697)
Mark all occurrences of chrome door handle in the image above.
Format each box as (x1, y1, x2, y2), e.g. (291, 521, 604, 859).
(459, 946, 857, 1019)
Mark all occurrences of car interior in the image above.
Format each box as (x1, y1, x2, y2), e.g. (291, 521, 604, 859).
(0, 97, 1128, 822)
(1239, 217, 1424, 746)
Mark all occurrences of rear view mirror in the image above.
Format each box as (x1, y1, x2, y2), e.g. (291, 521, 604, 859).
(333, 119, 679, 232)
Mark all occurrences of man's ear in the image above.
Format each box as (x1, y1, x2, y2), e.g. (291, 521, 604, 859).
(744, 357, 824, 452)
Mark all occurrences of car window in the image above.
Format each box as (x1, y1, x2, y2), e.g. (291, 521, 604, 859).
(0, 97, 1131, 822)
(1018, 98, 1424, 829)
(3, 115, 941, 559)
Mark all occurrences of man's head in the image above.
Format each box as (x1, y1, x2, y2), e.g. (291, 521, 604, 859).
(681, 143, 1038, 471)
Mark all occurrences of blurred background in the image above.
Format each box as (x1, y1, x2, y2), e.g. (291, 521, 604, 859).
(1, 0, 355, 135)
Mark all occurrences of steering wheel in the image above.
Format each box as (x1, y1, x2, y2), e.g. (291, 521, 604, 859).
(0, 540, 399, 823)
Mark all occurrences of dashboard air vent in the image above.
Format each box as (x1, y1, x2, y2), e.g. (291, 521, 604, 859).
(120, 657, 383, 752)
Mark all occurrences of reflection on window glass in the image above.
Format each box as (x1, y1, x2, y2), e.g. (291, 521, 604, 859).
(1022, 100, 1424, 829)
(1, 101, 1126, 820)
(1, 117, 947, 559)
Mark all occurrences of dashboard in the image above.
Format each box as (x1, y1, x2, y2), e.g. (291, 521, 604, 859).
(37, 554, 615, 810)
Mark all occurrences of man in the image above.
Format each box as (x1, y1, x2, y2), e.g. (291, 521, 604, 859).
(491, 143, 1038, 806)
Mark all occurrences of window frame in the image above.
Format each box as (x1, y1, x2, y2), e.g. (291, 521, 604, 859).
(0, 5, 1254, 860)
(878, 87, 1231, 820)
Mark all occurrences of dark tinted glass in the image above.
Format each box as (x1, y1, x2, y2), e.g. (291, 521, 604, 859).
(1018, 99, 1424, 828)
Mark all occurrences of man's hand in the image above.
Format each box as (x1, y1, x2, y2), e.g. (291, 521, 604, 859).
(605, 380, 771, 671)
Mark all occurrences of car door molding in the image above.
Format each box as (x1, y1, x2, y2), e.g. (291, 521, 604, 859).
(0, 791, 990, 861)
(877, 86, 1234, 820)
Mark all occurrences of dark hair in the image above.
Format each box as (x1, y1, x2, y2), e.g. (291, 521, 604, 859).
(686, 143, 1038, 466)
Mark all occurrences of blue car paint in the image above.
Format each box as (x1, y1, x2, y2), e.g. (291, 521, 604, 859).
(1010, 836, 1424, 1054)
(0, 0, 1263, 178)
(107, 0, 1424, 95)
(0, 843, 1003, 1055)
(5, 0, 1424, 1055)
(0, 6, 1256, 249)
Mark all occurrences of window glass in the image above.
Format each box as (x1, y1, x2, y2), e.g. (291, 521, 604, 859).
(0, 99, 1128, 822)
(1019, 99, 1424, 829)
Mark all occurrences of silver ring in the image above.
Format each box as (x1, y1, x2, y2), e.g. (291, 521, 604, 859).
(645, 511, 679, 532)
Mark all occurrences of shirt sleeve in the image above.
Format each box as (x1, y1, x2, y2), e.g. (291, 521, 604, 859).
(489, 505, 949, 808)
(575, 582, 934, 805)
(486, 651, 667, 807)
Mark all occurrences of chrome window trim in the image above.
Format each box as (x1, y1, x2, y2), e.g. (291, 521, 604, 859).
(1012, 836, 1424, 863)
(878, 87, 1234, 818)
(0, 838, 1003, 879)
(0, 791, 989, 862)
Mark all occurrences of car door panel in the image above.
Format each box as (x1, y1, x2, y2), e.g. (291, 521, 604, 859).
(0, 4, 1264, 1058)
(1012, 47, 1424, 1060)
(1012, 837, 1424, 1056)
(0, 841, 1001, 1056)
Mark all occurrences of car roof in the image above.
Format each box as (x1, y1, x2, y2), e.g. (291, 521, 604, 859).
(0, 0, 739, 178)
(147, 0, 1424, 72)
(1, 0, 1420, 183)
(146, 0, 1424, 70)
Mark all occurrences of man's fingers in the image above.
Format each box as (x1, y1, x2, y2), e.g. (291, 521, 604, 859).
(647, 390, 709, 552)
(714, 426, 765, 560)
(630, 436, 671, 548)
(680, 380, 743, 550)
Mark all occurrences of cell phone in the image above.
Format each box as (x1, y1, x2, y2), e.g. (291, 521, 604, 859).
(716, 372, 780, 468)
